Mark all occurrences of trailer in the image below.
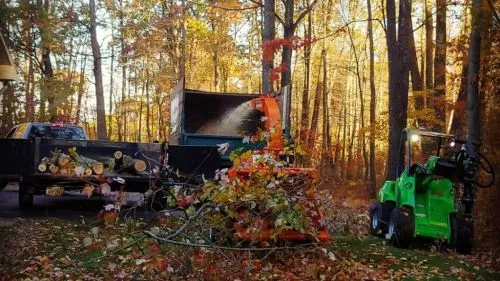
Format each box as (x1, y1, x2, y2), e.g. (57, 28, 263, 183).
(0, 123, 220, 209)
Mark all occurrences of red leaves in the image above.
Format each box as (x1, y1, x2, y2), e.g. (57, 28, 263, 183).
(270, 63, 288, 81)
(103, 210, 118, 225)
(176, 195, 194, 208)
(262, 36, 314, 82)
(262, 36, 314, 64)
(147, 242, 161, 256)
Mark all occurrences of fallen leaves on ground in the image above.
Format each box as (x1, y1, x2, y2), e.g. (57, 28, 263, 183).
(0, 215, 498, 281)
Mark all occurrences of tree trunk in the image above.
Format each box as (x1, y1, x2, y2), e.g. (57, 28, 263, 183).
(280, 0, 294, 91)
(179, 0, 186, 80)
(22, 4, 35, 121)
(347, 98, 357, 180)
(38, 0, 57, 122)
(346, 24, 369, 180)
(405, 0, 423, 113)
(212, 52, 218, 91)
(262, 0, 275, 94)
(449, 58, 469, 137)
(308, 57, 323, 148)
(320, 49, 333, 179)
(424, 0, 433, 103)
(367, 0, 377, 197)
(299, 13, 312, 147)
(385, 0, 409, 180)
(466, 0, 482, 144)
(108, 40, 114, 139)
(433, 0, 446, 130)
(75, 57, 86, 125)
(138, 86, 143, 142)
(90, 0, 107, 140)
(341, 104, 347, 179)
(332, 103, 342, 179)
(449, 6, 470, 137)
(0, 82, 15, 135)
(26, 56, 35, 120)
(119, 0, 126, 142)
(146, 67, 151, 142)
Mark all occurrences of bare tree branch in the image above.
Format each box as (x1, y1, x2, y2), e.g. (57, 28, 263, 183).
(293, 0, 320, 29)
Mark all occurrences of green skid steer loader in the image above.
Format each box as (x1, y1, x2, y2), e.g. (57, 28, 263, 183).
(370, 128, 494, 254)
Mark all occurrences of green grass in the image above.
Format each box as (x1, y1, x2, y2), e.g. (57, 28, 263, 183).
(331, 236, 500, 281)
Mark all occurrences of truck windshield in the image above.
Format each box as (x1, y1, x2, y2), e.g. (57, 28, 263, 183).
(31, 125, 87, 140)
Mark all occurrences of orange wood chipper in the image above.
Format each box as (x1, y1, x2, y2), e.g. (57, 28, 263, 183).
(168, 83, 328, 242)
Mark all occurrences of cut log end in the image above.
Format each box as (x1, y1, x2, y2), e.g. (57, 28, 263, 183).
(134, 160, 146, 172)
(58, 155, 71, 166)
(74, 166, 85, 177)
(84, 168, 93, 176)
(38, 163, 47, 173)
(49, 164, 59, 174)
(114, 150, 123, 159)
(92, 162, 104, 175)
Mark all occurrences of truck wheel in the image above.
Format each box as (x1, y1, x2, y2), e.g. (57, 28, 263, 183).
(369, 202, 395, 236)
(19, 182, 34, 209)
(388, 207, 414, 248)
(451, 214, 473, 254)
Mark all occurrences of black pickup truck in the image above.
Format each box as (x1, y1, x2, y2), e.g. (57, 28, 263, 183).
(0, 122, 220, 209)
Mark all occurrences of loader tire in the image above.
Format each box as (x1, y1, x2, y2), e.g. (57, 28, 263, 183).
(451, 214, 473, 254)
(369, 201, 395, 236)
(388, 207, 414, 248)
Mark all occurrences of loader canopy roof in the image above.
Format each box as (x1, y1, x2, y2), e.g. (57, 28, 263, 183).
(403, 128, 455, 139)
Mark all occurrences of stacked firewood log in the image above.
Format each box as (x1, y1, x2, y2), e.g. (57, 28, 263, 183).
(37, 147, 147, 176)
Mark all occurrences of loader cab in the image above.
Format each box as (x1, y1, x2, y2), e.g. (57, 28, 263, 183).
(399, 128, 457, 176)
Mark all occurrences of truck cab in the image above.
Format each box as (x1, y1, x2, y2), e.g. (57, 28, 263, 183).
(5, 122, 88, 140)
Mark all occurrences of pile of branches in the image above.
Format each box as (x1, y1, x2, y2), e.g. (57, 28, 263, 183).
(79, 150, 343, 279)
(140, 150, 328, 248)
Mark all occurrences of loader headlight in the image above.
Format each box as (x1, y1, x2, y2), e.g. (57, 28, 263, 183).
(410, 134, 420, 143)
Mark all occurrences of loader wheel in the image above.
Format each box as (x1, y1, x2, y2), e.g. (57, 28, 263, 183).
(19, 182, 34, 209)
(388, 207, 414, 248)
(369, 202, 395, 236)
(451, 214, 473, 254)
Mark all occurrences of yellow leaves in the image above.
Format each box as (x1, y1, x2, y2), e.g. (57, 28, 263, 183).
(187, 17, 209, 37)
(295, 144, 305, 155)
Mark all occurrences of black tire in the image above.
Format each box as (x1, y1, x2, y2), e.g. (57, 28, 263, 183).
(387, 207, 414, 248)
(19, 182, 34, 209)
(450, 214, 473, 254)
(369, 201, 395, 236)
